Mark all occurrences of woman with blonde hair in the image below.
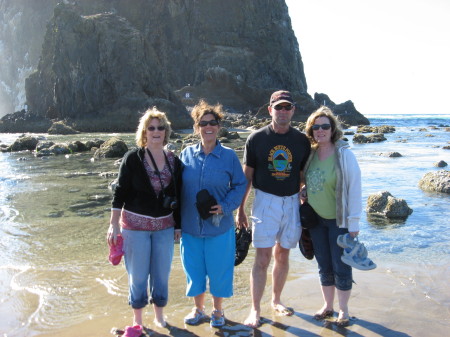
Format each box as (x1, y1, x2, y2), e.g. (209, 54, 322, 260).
(107, 107, 182, 335)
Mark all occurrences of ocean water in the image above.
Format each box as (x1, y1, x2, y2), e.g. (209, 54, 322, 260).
(0, 114, 449, 336)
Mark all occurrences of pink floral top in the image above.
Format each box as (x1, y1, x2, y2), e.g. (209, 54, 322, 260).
(121, 152, 176, 231)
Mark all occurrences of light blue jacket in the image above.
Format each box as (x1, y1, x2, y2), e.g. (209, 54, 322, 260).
(180, 141, 247, 237)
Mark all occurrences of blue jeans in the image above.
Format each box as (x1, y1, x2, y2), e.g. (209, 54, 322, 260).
(122, 227, 174, 308)
(309, 217, 353, 291)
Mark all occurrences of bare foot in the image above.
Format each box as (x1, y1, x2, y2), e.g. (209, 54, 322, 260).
(243, 309, 261, 328)
(154, 319, 167, 328)
(272, 303, 294, 316)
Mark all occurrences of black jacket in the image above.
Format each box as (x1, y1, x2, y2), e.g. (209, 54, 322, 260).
(112, 147, 182, 228)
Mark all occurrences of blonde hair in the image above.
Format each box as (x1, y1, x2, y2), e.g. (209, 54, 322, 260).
(305, 106, 343, 146)
(136, 107, 172, 147)
(191, 99, 224, 134)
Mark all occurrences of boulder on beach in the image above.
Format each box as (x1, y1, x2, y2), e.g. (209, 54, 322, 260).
(434, 160, 447, 168)
(379, 152, 402, 158)
(10, 136, 39, 151)
(366, 191, 413, 219)
(93, 137, 128, 159)
(418, 170, 450, 194)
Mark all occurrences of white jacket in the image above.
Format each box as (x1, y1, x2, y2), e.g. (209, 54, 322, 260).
(304, 140, 362, 232)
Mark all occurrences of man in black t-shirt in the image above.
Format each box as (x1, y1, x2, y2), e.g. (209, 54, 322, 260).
(236, 90, 311, 327)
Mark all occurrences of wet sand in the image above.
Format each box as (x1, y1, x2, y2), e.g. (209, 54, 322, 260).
(35, 251, 450, 337)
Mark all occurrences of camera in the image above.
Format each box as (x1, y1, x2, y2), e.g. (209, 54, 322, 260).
(163, 196, 178, 210)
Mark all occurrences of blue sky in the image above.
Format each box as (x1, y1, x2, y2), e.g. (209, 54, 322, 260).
(285, 0, 450, 114)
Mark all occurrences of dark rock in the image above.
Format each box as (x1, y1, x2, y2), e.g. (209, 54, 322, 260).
(366, 191, 413, 219)
(418, 170, 450, 193)
(10, 136, 39, 151)
(94, 137, 128, 159)
(353, 133, 387, 143)
(68, 141, 88, 152)
(434, 160, 448, 168)
(380, 152, 402, 158)
(85, 139, 105, 150)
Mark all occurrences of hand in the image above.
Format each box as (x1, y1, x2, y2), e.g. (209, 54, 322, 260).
(235, 208, 248, 229)
(174, 229, 182, 241)
(349, 231, 359, 238)
(299, 187, 307, 202)
(210, 204, 222, 215)
(107, 223, 120, 246)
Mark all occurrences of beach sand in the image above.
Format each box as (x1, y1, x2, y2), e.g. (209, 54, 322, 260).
(35, 251, 450, 337)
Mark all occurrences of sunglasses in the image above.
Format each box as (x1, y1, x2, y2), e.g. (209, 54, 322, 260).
(273, 104, 293, 111)
(147, 126, 166, 131)
(198, 120, 219, 127)
(312, 123, 331, 131)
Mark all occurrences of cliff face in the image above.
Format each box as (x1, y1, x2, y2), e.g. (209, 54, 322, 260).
(0, 0, 59, 115)
(0, 0, 367, 132)
(25, 4, 190, 130)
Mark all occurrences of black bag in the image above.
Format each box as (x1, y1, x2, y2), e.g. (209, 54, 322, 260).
(299, 201, 319, 229)
(235, 227, 252, 266)
(195, 189, 217, 220)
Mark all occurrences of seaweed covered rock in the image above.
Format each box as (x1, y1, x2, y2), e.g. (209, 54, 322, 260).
(48, 121, 79, 135)
(93, 137, 128, 159)
(366, 191, 413, 219)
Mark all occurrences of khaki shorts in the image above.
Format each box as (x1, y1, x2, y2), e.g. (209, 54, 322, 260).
(250, 189, 301, 249)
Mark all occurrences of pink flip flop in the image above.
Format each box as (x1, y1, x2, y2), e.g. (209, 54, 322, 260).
(123, 324, 143, 337)
(109, 235, 124, 266)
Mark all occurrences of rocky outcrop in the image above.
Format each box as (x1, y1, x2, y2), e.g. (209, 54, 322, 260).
(353, 133, 387, 143)
(357, 125, 395, 133)
(418, 170, 450, 193)
(366, 191, 413, 219)
(314, 93, 369, 125)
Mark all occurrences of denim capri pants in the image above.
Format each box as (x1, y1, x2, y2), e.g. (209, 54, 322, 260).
(180, 227, 235, 298)
(122, 227, 174, 308)
(308, 216, 353, 291)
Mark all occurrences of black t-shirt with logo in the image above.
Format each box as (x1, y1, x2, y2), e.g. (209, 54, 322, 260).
(243, 125, 311, 197)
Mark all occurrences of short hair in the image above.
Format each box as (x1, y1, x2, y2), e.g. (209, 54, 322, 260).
(136, 107, 172, 147)
(191, 99, 224, 134)
(305, 106, 343, 146)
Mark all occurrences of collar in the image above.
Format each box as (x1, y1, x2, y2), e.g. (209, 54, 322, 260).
(192, 140, 223, 158)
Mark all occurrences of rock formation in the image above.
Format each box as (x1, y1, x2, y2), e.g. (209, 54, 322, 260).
(418, 170, 450, 194)
(366, 191, 413, 219)
(0, 0, 367, 132)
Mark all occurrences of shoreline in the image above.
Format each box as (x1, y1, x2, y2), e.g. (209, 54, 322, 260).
(33, 256, 450, 337)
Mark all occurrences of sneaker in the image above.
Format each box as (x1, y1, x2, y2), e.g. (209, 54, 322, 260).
(210, 309, 225, 328)
(184, 307, 207, 325)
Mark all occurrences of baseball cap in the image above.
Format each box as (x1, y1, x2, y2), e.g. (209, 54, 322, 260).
(269, 90, 294, 106)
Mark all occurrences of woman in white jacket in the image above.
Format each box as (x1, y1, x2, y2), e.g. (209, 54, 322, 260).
(301, 106, 362, 327)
